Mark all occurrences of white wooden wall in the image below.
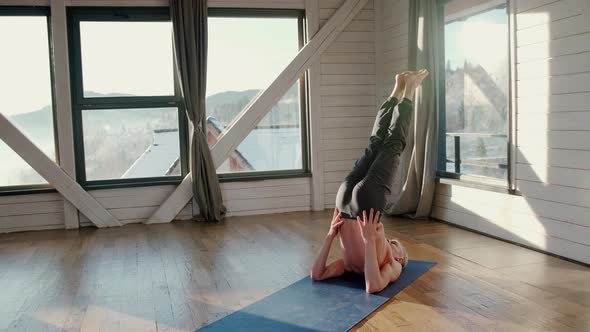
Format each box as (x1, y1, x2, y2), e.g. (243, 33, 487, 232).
(430, 0, 590, 264)
(0, 0, 375, 232)
(320, 0, 377, 209)
(376, 0, 409, 102)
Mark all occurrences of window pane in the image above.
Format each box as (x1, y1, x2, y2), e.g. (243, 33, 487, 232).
(210, 83, 303, 173)
(80, 21, 174, 97)
(0, 16, 55, 187)
(82, 108, 180, 181)
(206, 16, 303, 173)
(443, 3, 509, 180)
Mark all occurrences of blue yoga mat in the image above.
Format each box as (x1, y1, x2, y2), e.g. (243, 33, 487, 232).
(196, 260, 435, 332)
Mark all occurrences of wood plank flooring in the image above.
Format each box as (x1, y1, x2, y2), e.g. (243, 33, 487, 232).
(0, 210, 589, 331)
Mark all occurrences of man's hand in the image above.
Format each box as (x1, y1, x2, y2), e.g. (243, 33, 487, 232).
(327, 208, 345, 238)
(357, 208, 381, 243)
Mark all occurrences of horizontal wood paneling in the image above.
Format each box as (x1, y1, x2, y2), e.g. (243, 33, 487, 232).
(517, 13, 590, 45)
(517, 111, 590, 131)
(323, 148, 365, 161)
(320, 84, 376, 96)
(321, 63, 376, 75)
(517, 130, 590, 150)
(320, 53, 376, 64)
(319, 8, 374, 21)
(321, 0, 373, 9)
(0, 200, 64, 218)
(517, 32, 590, 61)
(325, 41, 375, 53)
(0, 192, 62, 205)
(0, 212, 64, 231)
(322, 116, 374, 127)
(517, 72, 590, 97)
(0, 193, 64, 233)
(319, 19, 375, 32)
(515, 0, 556, 13)
(322, 138, 368, 150)
(517, 147, 590, 170)
(516, 0, 580, 30)
(324, 159, 356, 171)
(432, 205, 590, 264)
(225, 194, 311, 212)
(324, 170, 349, 183)
(518, 92, 590, 113)
(517, 52, 590, 79)
(322, 105, 377, 117)
(321, 95, 376, 107)
(321, 74, 376, 85)
(436, 183, 590, 228)
(322, 126, 372, 139)
(517, 163, 590, 190)
(222, 183, 310, 201)
(221, 177, 311, 216)
(517, 180, 590, 208)
(433, 194, 590, 247)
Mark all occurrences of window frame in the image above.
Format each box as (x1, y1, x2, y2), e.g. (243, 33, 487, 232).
(68, 7, 310, 189)
(436, 0, 513, 190)
(67, 7, 189, 189)
(207, 8, 311, 181)
(0, 6, 60, 195)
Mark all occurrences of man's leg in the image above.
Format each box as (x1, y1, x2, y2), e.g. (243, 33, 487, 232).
(351, 98, 413, 214)
(349, 69, 428, 215)
(335, 74, 407, 216)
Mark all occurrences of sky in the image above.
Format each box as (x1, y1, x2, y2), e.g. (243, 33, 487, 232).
(445, 7, 508, 71)
(0, 15, 299, 116)
(0, 16, 53, 116)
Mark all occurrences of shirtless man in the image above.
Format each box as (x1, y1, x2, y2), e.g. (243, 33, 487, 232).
(310, 70, 429, 293)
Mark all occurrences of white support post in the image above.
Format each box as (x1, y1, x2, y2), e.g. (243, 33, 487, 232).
(305, 0, 325, 211)
(51, 0, 79, 229)
(146, 0, 369, 224)
(0, 114, 121, 228)
(374, 0, 384, 104)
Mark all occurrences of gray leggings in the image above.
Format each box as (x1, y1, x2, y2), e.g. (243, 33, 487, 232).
(335, 97, 413, 219)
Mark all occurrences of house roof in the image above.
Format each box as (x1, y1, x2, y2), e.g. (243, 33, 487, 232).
(121, 129, 180, 179)
(123, 116, 301, 178)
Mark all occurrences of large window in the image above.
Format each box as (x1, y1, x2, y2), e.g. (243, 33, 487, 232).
(206, 9, 308, 177)
(69, 8, 187, 186)
(439, 1, 509, 182)
(0, 8, 57, 189)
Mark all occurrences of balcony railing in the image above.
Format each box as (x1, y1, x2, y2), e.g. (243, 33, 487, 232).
(445, 132, 508, 174)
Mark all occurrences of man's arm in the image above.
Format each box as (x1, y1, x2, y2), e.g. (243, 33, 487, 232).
(363, 237, 402, 293)
(310, 235, 345, 281)
(310, 208, 346, 281)
(358, 209, 402, 293)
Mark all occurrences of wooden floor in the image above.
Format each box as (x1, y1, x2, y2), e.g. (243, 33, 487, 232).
(0, 211, 589, 332)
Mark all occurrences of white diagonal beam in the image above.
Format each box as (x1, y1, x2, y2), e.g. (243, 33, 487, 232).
(0, 114, 121, 228)
(146, 0, 369, 224)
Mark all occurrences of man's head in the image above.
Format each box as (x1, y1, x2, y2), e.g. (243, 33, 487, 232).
(388, 239, 408, 268)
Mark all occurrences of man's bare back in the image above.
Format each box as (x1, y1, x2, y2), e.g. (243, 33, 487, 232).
(310, 208, 407, 293)
(338, 215, 391, 274)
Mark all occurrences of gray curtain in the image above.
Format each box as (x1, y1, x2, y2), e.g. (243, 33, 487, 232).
(170, 0, 226, 222)
(385, 0, 441, 218)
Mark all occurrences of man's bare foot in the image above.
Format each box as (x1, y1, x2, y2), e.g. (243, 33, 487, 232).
(390, 71, 410, 100)
(402, 69, 429, 102)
